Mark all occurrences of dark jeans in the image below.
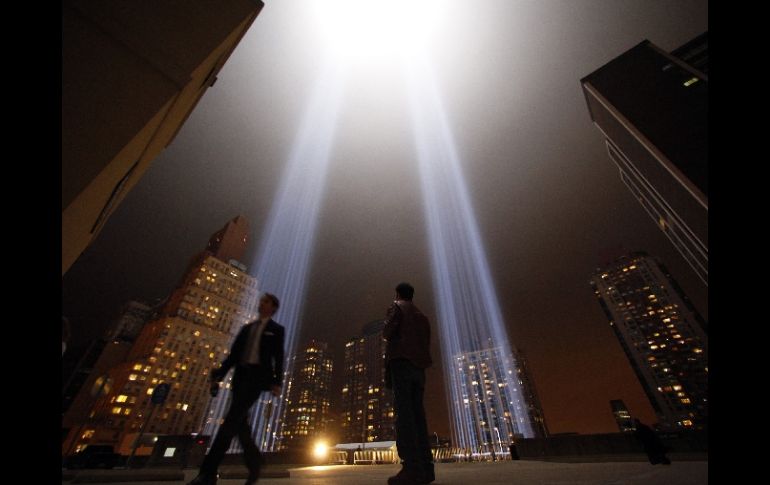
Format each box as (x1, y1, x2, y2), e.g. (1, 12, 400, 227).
(389, 359, 433, 477)
(200, 384, 262, 477)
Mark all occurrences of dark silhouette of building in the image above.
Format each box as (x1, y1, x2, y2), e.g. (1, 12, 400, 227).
(279, 340, 334, 450)
(62, 0, 265, 274)
(590, 252, 707, 430)
(581, 33, 708, 285)
(610, 399, 635, 433)
(341, 320, 395, 444)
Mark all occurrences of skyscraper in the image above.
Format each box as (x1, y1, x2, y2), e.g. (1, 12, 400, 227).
(454, 345, 547, 452)
(514, 349, 550, 439)
(62, 216, 261, 455)
(62, 0, 265, 274)
(609, 399, 635, 433)
(341, 320, 395, 443)
(278, 340, 334, 450)
(590, 252, 708, 430)
(581, 33, 708, 285)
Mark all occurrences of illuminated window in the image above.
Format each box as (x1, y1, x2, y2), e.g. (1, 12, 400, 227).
(116, 395, 128, 403)
(683, 77, 699, 87)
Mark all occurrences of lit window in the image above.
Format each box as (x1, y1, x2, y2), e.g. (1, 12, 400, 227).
(683, 77, 699, 87)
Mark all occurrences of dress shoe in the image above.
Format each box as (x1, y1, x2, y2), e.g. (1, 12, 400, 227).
(387, 467, 427, 485)
(187, 472, 217, 485)
(244, 469, 260, 485)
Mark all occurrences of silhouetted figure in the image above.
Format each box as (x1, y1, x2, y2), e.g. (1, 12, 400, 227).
(188, 294, 285, 485)
(384, 283, 434, 485)
(633, 418, 671, 465)
(508, 442, 520, 460)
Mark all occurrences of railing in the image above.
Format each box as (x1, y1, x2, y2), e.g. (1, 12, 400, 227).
(353, 449, 399, 464)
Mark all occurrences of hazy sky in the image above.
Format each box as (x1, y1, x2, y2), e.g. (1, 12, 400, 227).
(62, 0, 708, 437)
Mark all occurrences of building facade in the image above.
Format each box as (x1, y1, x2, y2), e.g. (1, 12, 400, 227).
(62, 0, 265, 274)
(62, 216, 261, 456)
(590, 252, 708, 430)
(454, 345, 547, 452)
(278, 340, 334, 450)
(341, 320, 395, 444)
(581, 33, 708, 285)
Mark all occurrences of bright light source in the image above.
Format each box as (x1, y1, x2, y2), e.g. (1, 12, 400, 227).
(314, 0, 441, 64)
(313, 441, 328, 460)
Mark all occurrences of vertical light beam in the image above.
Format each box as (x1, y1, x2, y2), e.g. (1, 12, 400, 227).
(405, 55, 535, 451)
(203, 63, 346, 451)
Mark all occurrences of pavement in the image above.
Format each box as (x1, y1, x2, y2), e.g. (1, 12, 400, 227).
(62, 455, 708, 485)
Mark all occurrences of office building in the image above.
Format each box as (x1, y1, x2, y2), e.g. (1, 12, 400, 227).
(581, 33, 708, 285)
(590, 252, 708, 430)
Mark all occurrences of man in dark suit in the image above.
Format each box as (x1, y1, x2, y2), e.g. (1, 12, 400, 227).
(188, 293, 285, 485)
(383, 282, 434, 485)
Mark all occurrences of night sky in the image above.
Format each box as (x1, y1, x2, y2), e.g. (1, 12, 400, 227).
(62, 0, 708, 438)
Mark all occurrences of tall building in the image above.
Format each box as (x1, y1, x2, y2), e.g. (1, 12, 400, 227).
(341, 320, 395, 444)
(514, 349, 550, 439)
(62, 300, 156, 444)
(454, 345, 547, 452)
(279, 340, 334, 450)
(610, 399, 635, 433)
(62, 216, 261, 455)
(590, 252, 708, 430)
(105, 300, 156, 343)
(581, 33, 708, 285)
(62, 0, 265, 274)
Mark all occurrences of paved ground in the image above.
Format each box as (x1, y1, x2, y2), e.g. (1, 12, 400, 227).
(63, 458, 708, 484)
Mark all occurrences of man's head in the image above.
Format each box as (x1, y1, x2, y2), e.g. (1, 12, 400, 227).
(395, 282, 414, 301)
(258, 293, 280, 318)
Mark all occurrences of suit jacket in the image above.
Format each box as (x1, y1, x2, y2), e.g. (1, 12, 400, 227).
(215, 319, 285, 393)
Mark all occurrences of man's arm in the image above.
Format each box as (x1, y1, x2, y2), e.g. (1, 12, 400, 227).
(383, 302, 402, 340)
(271, 326, 285, 396)
(212, 325, 246, 381)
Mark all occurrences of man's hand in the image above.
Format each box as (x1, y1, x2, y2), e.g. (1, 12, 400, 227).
(210, 366, 225, 382)
(270, 385, 281, 397)
(209, 381, 220, 397)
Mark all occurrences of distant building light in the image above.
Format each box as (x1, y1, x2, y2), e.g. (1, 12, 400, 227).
(683, 77, 699, 87)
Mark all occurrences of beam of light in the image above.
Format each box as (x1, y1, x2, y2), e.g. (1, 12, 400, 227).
(405, 54, 535, 450)
(312, 0, 441, 67)
(202, 62, 347, 452)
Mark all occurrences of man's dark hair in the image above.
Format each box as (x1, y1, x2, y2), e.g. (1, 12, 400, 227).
(263, 293, 280, 310)
(395, 282, 414, 301)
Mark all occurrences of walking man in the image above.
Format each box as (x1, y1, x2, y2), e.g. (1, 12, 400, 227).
(188, 293, 285, 485)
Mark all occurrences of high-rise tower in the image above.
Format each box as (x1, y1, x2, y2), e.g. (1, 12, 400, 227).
(341, 320, 395, 444)
(581, 33, 708, 285)
(590, 252, 707, 430)
(279, 340, 334, 450)
(63, 216, 261, 455)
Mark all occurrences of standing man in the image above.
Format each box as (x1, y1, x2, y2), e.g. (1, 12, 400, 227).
(188, 293, 285, 485)
(383, 283, 434, 485)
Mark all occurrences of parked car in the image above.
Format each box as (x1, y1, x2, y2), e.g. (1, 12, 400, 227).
(63, 445, 121, 469)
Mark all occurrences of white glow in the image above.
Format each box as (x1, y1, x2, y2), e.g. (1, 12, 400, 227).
(314, 0, 441, 65)
(313, 441, 328, 459)
(406, 54, 535, 447)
